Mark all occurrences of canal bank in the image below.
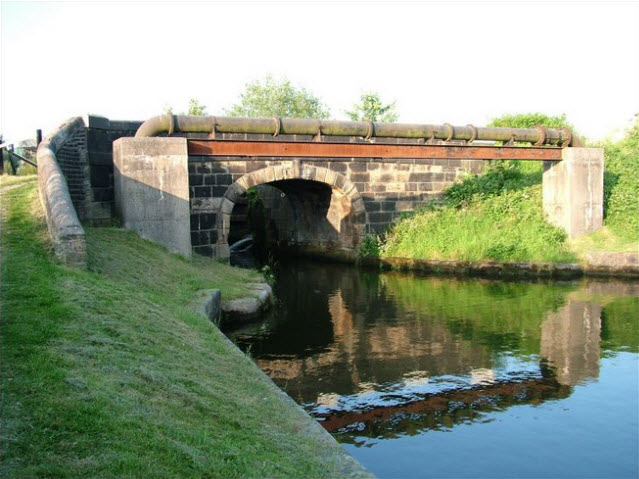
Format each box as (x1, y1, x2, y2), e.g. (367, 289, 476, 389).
(273, 245, 639, 280)
(0, 177, 373, 479)
(360, 253, 639, 279)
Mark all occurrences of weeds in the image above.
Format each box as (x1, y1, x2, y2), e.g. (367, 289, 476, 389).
(357, 234, 383, 259)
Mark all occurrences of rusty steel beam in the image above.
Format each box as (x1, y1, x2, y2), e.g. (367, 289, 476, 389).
(187, 140, 563, 161)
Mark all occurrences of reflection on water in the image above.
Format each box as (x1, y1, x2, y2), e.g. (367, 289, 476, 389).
(226, 260, 639, 478)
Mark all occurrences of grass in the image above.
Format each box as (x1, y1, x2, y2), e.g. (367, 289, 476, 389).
(569, 119, 639, 254)
(0, 174, 38, 187)
(381, 162, 576, 263)
(1, 177, 368, 478)
(367, 119, 639, 264)
(569, 227, 638, 255)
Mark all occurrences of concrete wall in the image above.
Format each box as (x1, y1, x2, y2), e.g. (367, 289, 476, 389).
(543, 147, 604, 238)
(113, 137, 191, 258)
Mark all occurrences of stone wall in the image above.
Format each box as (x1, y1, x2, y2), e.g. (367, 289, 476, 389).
(84, 116, 142, 224)
(52, 115, 141, 224)
(188, 153, 483, 257)
(55, 126, 91, 221)
(37, 115, 142, 267)
(37, 117, 87, 268)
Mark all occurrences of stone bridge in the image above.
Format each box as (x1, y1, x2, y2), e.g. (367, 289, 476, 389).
(109, 115, 602, 262)
(187, 143, 485, 260)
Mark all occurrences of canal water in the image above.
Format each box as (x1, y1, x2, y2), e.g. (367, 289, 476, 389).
(225, 260, 639, 478)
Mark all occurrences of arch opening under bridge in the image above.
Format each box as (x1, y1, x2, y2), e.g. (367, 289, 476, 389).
(216, 164, 367, 262)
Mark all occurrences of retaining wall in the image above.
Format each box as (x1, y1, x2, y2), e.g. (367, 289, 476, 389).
(56, 115, 141, 224)
(37, 117, 88, 268)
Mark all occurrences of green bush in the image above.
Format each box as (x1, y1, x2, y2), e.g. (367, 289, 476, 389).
(488, 112, 573, 130)
(443, 163, 530, 209)
(358, 234, 382, 258)
(596, 119, 639, 241)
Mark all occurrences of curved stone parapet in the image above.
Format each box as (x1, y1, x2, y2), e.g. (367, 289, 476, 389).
(37, 117, 87, 268)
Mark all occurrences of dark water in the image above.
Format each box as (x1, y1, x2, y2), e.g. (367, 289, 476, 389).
(226, 260, 639, 478)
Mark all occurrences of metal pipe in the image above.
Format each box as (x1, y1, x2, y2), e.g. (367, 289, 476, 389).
(135, 114, 578, 146)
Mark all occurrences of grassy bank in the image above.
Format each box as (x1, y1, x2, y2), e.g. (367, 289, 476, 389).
(0, 177, 368, 478)
(368, 118, 639, 264)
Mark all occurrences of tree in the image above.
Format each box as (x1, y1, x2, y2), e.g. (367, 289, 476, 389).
(187, 98, 207, 116)
(489, 112, 581, 146)
(225, 75, 330, 119)
(488, 112, 573, 130)
(346, 92, 398, 123)
(487, 113, 577, 173)
(163, 98, 207, 116)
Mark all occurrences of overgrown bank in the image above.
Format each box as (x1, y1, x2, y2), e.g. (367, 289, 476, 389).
(361, 117, 638, 267)
(0, 177, 370, 478)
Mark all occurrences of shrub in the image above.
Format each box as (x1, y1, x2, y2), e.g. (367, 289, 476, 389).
(596, 119, 639, 241)
(358, 234, 382, 258)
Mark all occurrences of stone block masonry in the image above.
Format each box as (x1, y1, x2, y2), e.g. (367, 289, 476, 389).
(83, 116, 142, 224)
(55, 126, 92, 222)
(49, 120, 485, 260)
(49, 115, 142, 225)
(187, 153, 482, 259)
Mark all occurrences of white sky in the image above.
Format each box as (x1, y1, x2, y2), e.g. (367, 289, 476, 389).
(1, 1, 638, 143)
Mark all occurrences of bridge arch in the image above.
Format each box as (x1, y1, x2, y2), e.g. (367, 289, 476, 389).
(214, 164, 367, 260)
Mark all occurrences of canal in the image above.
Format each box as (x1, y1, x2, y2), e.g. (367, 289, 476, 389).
(225, 259, 639, 478)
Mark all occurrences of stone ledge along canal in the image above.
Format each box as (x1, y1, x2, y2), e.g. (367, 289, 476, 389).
(224, 259, 639, 478)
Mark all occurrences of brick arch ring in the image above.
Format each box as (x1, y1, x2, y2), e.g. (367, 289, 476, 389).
(214, 164, 367, 255)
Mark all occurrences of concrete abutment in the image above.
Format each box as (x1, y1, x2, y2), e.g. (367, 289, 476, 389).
(543, 147, 604, 238)
(113, 137, 192, 257)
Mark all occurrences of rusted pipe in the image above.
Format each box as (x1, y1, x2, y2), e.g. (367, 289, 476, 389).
(135, 114, 578, 146)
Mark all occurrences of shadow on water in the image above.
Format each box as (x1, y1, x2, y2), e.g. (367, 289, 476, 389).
(225, 259, 639, 478)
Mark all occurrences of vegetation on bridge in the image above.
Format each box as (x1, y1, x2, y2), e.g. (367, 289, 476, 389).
(0, 178, 366, 478)
(363, 115, 639, 263)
